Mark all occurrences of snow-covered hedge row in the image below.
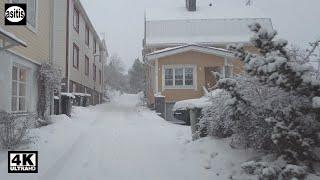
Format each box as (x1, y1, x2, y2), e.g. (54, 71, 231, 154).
(199, 23, 320, 179)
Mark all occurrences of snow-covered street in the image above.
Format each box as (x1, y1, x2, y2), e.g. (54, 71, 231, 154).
(0, 94, 257, 180)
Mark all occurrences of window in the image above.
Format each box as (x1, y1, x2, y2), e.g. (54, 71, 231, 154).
(93, 39, 97, 53)
(85, 25, 90, 46)
(185, 68, 194, 86)
(73, 7, 79, 33)
(93, 64, 96, 81)
(73, 43, 79, 69)
(174, 68, 183, 86)
(27, 0, 36, 29)
(12, 0, 37, 30)
(99, 70, 102, 84)
(12, 66, 27, 112)
(164, 65, 195, 88)
(85, 55, 89, 76)
(164, 69, 173, 86)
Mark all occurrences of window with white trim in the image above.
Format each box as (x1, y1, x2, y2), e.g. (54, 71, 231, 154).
(164, 68, 173, 86)
(12, 0, 37, 30)
(12, 66, 27, 112)
(185, 67, 194, 86)
(164, 65, 195, 88)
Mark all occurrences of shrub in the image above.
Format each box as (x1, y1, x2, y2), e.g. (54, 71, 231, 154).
(198, 89, 234, 138)
(0, 111, 34, 149)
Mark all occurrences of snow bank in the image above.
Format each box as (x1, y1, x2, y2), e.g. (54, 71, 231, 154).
(184, 137, 260, 179)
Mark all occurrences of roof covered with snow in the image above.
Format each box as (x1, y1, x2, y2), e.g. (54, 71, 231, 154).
(145, 5, 273, 47)
(146, 6, 268, 21)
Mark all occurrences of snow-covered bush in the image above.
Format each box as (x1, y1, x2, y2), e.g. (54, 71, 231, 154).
(242, 157, 308, 180)
(200, 23, 320, 179)
(0, 111, 34, 149)
(219, 23, 320, 178)
(198, 89, 234, 138)
(37, 63, 61, 123)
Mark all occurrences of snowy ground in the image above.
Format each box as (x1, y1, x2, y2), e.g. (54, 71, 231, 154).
(0, 94, 259, 180)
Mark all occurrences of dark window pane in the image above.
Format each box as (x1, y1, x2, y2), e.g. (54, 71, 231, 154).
(185, 68, 193, 86)
(19, 97, 26, 111)
(185, 80, 193, 86)
(19, 69, 27, 82)
(12, 82, 17, 96)
(11, 97, 17, 111)
(165, 80, 173, 86)
(165, 69, 173, 79)
(12, 66, 18, 80)
(19, 83, 26, 96)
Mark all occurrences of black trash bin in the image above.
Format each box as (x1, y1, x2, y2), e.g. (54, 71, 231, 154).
(61, 94, 74, 117)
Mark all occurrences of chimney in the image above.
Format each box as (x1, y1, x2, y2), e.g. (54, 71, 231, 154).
(186, 0, 196, 11)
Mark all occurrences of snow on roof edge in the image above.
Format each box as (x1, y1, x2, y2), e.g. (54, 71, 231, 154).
(146, 44, 234, 61)
(0, 27, 27, 47)
(148, 44, 230, 55)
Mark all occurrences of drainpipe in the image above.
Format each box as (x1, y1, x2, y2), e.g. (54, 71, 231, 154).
(49, 0, 54, 115)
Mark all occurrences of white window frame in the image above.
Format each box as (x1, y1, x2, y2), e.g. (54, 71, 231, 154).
(162, 64, 197, 90)
(11, 65, 28, 113)
(10, 0, 38, 33)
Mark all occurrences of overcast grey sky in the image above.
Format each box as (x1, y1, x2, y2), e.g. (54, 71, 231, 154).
(80, 0, 320, 70)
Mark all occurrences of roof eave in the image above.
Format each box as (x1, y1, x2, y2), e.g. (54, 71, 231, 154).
(146, 45, 234, 61)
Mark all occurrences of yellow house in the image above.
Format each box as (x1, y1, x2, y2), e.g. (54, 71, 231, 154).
(0, 0, 52, 114)
(143, 0, 273, 121)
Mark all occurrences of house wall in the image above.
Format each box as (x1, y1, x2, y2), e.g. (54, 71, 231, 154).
(0, 0, 51, 65)
(67, 0, 105, 94)
(146, 61, 156, 106)
(52, 0, 68, 76)
(0, 0, 51, 113)
(157, 51, 243, 103)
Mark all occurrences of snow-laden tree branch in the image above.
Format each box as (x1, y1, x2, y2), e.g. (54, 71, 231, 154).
(229, 23, 320, 97)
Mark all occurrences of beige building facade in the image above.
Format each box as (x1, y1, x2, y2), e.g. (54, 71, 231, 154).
(0, 0, 52, 114)
(52, 0, 107, 105)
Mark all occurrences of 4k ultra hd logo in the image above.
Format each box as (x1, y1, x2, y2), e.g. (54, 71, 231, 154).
(8, 151, 38, 173)
(5, 3, 27, 25)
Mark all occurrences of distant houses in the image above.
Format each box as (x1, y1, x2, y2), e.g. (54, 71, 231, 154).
(143, 0, 273, 121)
(0, 0, 108, 117)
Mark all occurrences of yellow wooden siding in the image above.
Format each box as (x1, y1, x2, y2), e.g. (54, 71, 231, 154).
(157, 51, 243, 102)
(0, 0, 51, 64)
